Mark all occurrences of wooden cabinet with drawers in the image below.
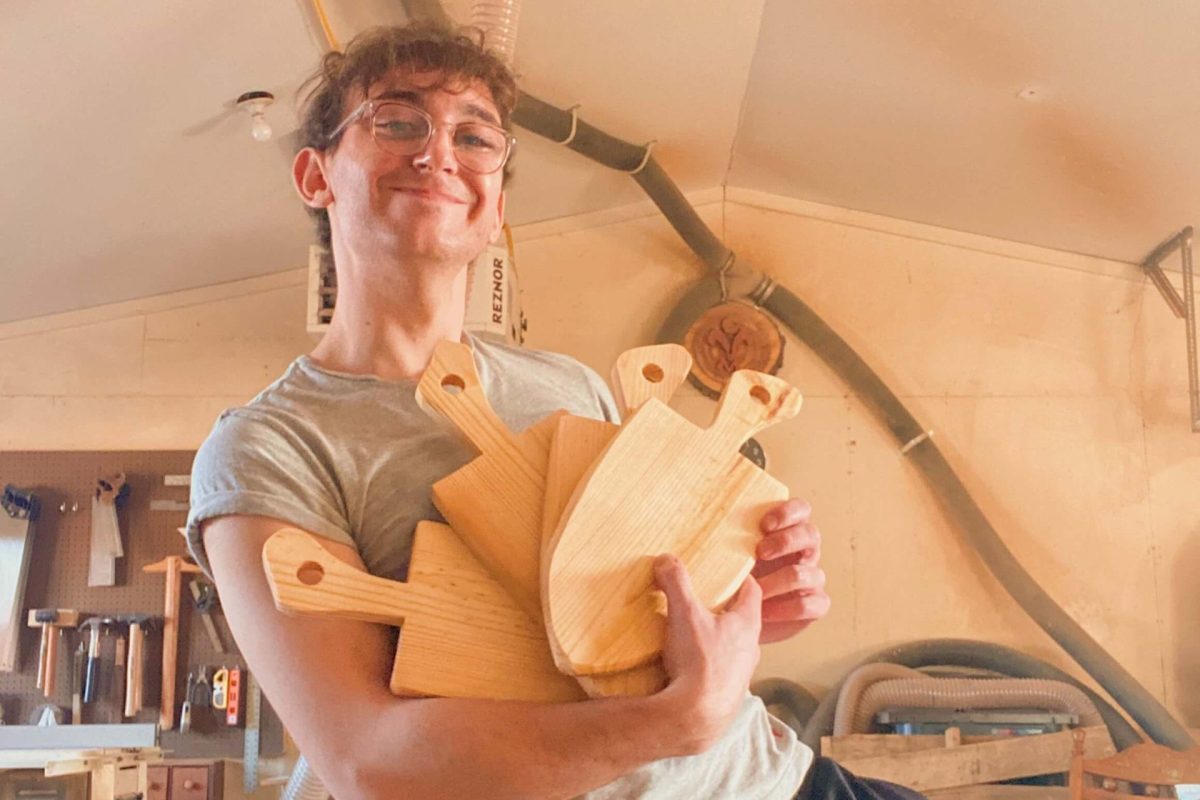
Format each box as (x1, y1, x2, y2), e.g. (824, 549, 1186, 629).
(146, 761, 223, 800)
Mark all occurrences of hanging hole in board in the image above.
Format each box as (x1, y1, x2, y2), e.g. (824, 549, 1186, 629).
(642, 364, 665, 384)
(296, 562, 325, 586)
(440, 374, 466, 394)
(749, 385, 771, 405)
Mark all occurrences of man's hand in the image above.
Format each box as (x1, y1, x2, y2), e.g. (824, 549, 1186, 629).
(753, 498, 830, 644)
(653, 554, 762, 754)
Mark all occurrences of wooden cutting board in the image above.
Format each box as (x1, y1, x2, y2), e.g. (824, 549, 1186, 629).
(539, 345, 692, 693)
(543, 368, 802, 676)
(417, 341, 668, 698)
(416, 341, 548, 622)
(262, 522, 584, 703)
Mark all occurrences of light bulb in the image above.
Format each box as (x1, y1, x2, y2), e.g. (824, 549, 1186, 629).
(250, 114, 273, 142)
(236, 91, 276, 143)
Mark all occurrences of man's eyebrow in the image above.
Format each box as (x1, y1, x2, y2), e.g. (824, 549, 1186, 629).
(462, 102, 501, 126)
(372, 89, 502, 127)
(375, 89, 423, 104)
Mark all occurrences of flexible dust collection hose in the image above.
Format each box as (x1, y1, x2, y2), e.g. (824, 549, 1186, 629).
(847, 677, 1103, 735)
(798, 639, 1143, 751)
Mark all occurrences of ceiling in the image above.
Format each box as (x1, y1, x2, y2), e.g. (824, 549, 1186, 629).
(4, 0, 1198, 324)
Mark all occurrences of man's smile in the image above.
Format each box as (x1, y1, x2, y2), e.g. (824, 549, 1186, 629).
(391, 185, 469, 204)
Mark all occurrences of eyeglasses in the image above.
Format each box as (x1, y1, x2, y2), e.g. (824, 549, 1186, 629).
(327, 99, 515, 175)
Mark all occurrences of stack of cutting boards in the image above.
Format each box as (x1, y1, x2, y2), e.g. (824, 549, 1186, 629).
(262, 341, 802, 702)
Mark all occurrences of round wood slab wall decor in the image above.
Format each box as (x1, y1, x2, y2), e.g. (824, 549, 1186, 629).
(682, 301, 784, 399)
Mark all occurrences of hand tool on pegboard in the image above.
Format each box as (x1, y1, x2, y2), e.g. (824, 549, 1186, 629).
(78, 616, 113, 703)
(180, 671, 195, 734)
(71, 641, 84, 724)
(88, 473, 127, 587)
(26, 609, 79, 698)
(115, 614, 154, 717)
(193, 665, 211, 708)
(225, 667, 242, 727)
(188, 579, 226, 653)
(142, 555, 201, 730)
(1, 484, 39, 673)
(243, 672, 262, 794)
(211, 666, 227, 711)
(112, 631, 127, 723)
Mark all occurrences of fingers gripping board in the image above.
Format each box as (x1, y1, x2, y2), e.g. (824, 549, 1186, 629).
(543, 369, 801, 676)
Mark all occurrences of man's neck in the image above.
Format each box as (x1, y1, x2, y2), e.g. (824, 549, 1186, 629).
(309, 248, 470, 382)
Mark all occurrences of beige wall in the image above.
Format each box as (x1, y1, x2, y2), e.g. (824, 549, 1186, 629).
(1, 193, 1195, 772)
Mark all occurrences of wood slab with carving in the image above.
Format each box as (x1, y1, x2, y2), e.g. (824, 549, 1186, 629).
(683, 301, 784, 398)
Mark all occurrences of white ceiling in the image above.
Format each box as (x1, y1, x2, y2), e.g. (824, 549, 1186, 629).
(4, 0, 1198, 324)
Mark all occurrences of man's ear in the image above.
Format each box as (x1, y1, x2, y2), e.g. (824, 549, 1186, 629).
(293, 147, 334, 209)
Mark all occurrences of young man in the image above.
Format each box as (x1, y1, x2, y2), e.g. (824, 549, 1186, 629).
(188, 25, 832, 799)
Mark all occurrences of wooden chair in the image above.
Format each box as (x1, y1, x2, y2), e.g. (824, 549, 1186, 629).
(1070, 729, 1200, 800)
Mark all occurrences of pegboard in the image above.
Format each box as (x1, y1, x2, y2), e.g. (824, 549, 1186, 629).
(0, 451, 282, 759)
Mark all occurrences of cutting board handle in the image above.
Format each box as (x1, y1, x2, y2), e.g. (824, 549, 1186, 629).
(610, 344, 693, 418)
(262, 528, 415, 626)
(415, 340, 516, 456)
(707, 369, 802, 450)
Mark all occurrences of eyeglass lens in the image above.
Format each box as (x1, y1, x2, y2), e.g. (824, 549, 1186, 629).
(372, 104, 509, 173)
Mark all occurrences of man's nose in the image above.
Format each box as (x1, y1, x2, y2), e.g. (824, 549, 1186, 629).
(412, 125, 457, 173)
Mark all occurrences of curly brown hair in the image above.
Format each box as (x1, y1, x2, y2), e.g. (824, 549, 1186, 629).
(297, 23, 519, 248)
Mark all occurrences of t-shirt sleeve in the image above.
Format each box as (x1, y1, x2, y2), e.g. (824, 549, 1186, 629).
(580, 362, 622, 425)
(186, 408, 354, 576)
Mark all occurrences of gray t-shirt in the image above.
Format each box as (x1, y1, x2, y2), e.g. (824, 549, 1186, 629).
(187, 335, 812, 799)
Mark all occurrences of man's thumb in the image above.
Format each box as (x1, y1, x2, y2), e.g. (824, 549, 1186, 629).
(653, 553, 696, 610)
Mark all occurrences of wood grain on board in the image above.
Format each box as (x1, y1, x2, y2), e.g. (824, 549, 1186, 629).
(262, 523, 584, 703)
(544, 369, 801, 675)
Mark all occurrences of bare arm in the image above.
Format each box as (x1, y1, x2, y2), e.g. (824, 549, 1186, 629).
(204, 514, 760, 800)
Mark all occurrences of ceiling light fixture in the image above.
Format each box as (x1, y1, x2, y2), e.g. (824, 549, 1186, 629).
(236, 90, 275, 142)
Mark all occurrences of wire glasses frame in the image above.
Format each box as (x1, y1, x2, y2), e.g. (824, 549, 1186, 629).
(327, 99, 516, 175)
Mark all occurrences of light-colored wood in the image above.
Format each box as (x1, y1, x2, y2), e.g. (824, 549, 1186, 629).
(26, 609, 80, 627)
(262, 523, 584, 703)
(537, 345, 694, 696)
(126, 623, 144, 717)
(609, 343, 693, 419)
(1069, 727, 1200, 800)
(142, 556, 202, 731)
(0, 506, 37, 673)
(822, 728, 1115, 761)
(544, 368, 801, 675)
(27, 609, 79, 698)
(927, 786, 1069, 800)
(417, 341, 663, 698)
(416, 340, 552, 622)
(837, 726, 1112, 792)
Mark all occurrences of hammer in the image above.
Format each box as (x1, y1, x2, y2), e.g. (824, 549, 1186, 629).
(115, 614, 154, 718)
(143, 556, 202, 730)
(26, 609, 79, 697)
(78, 616, 113, 703)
